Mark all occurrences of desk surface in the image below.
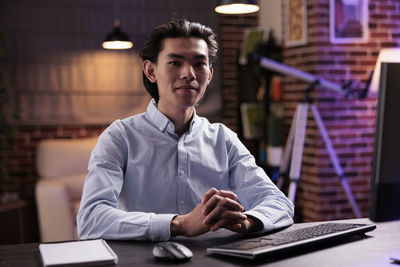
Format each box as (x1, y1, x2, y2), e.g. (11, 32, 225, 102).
(1, 218, 399, 267)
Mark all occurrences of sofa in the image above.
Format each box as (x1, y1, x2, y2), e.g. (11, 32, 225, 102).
(35, 136, 98, 242)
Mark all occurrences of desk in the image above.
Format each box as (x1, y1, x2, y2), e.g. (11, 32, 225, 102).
(0, 219, 399, 267)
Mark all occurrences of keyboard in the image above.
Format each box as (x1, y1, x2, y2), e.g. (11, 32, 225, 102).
(207, 222, 376, 259)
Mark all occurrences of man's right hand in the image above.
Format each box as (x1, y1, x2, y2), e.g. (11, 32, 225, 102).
(170, 203, 210, 237)
(170, 188, 246, 237)
(201, 188, 247, 232)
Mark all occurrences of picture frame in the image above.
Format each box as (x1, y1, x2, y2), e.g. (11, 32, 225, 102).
(330, 0, 369, 44)
(284, 0, 308, 47)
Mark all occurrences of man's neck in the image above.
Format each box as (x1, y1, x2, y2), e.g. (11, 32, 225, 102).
(157, 103, 194, 137)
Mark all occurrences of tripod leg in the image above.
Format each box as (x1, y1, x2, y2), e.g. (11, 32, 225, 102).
(287, 103, 309, 203)
(310, 104, 362, 218)
(276, 105, 298, 189)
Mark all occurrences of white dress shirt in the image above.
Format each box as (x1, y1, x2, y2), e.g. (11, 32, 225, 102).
(77, 100, 294, 241)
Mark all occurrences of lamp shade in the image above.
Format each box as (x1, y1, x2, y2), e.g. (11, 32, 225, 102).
(102, 21, 133, 50)
(215, 0, 259, 14)
(370, 48, 400, 93)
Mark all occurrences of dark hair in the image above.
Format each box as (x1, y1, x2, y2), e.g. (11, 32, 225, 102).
(139, 19, 218, 103)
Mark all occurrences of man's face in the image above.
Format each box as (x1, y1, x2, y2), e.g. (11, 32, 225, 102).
(144, 37, 213, 113)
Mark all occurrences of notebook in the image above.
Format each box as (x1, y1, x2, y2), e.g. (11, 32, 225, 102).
(207, 222, 376, 259)
(39, 239, 118, 266)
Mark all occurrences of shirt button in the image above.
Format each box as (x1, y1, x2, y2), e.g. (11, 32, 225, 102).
(180, 170, 184, 175)
(180, 200, 185, 204)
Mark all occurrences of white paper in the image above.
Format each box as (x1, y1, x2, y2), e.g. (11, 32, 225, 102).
(39, 239, 118, 266)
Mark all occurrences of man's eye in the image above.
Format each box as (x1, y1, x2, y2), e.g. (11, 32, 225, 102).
(169, 61, 180, 66)
(195, 62, 207, 67)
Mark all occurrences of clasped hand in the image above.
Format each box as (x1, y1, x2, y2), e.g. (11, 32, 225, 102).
(170, 188, 262, 237)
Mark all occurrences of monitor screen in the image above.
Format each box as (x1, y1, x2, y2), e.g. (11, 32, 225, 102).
(369, 62, 400, 222)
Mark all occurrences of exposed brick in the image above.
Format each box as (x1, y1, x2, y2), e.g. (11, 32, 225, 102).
(371, 14, 388, 20)
(381, 41, 399, 47)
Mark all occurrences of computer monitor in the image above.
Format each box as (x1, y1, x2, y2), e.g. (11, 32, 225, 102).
(369, 62, 400, 222)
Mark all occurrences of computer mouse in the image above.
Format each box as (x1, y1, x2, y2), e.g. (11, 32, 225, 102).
(153, 241, 193, 262)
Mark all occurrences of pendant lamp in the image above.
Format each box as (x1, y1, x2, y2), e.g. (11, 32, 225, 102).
(215, 0, 260, 15)
(102, 0, 133, 50)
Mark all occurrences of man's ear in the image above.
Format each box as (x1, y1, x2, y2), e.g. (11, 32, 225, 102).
(143, 60, 157, 83)
(207, 67, 214, 85)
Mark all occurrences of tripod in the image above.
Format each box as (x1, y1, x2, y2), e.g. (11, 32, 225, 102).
(276, 86, 362, 218)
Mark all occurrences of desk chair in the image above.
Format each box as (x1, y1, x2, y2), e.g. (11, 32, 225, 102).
(35, 137, 98, 242)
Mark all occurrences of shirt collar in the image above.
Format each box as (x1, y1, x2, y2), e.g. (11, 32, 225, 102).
(187, 110, 197, 134)
(146, 99, 198, 135)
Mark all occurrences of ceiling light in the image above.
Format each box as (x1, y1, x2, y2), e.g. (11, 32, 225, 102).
(102, 0, 133, 50)
(215, 0, 260, 15)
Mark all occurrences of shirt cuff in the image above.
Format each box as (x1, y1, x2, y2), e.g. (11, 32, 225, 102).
(243, 210, 273, 234)
(149, 213, 177, 241)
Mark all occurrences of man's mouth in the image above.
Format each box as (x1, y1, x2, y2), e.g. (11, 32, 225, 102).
(176, 85, 198, 91)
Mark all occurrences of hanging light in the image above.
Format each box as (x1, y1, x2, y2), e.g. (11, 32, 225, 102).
(102, 20, 133, 49)
(102, 0, 133, 50)
(215, 0, 260, 15)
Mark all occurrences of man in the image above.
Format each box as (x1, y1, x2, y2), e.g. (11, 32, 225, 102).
(77, 19, 294, 241)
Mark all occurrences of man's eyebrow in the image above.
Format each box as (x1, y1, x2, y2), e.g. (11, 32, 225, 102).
(194, 54, 207, 60)
(167, 53, 184, 59)
(167, 53, 207, 60)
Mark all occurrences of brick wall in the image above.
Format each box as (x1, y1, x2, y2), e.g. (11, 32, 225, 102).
(282, 0, 400, 221)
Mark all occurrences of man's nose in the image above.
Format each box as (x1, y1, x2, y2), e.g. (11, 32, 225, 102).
(180, 64, 196, 81)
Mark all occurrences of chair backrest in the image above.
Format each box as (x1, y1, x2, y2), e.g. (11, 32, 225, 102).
(36, 137, 98, 179)
(35, 136, 99, 242)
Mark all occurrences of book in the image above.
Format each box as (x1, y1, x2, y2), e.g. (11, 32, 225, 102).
(240, 102, 265, 140)
(239, 27, 266, 65)
(39, 239, 118, 266)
